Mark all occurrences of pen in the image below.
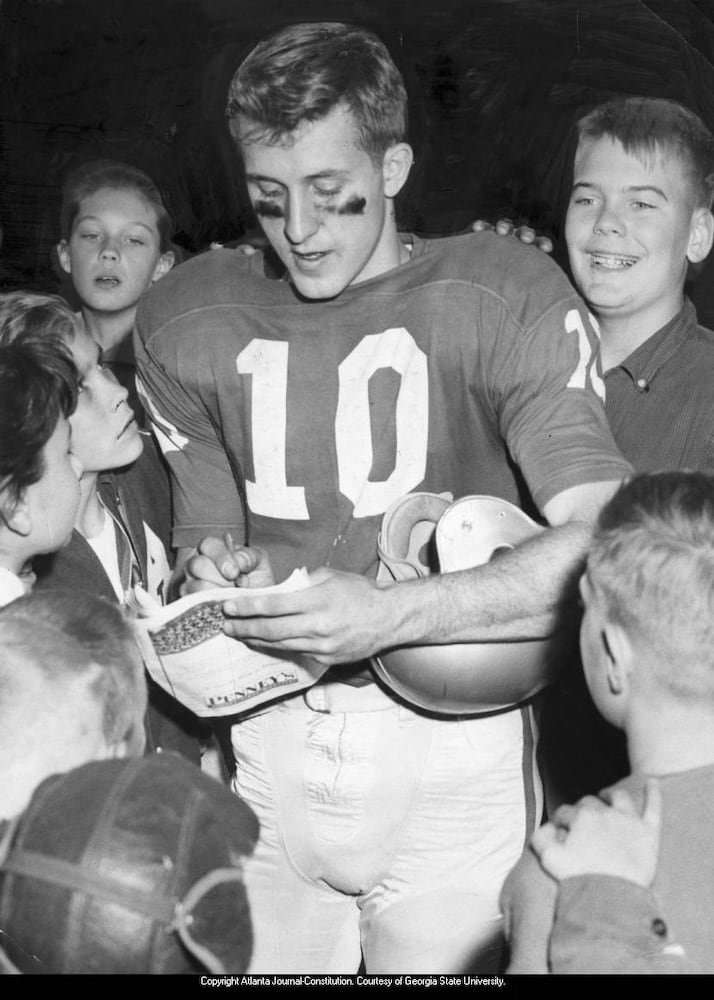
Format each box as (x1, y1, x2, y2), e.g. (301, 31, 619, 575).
(223, 531, 240, 579)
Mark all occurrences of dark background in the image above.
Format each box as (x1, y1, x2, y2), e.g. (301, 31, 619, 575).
(3, 0, 714, 323)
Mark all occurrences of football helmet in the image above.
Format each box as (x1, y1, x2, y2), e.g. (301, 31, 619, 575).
(373, 492, 564, 715)
(0, 753, 258, 974)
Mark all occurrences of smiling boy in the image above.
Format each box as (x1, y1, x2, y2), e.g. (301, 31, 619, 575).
(566, 97, 714, 473)
(539, 99, 714, 808)
(134, 22, 632, 973)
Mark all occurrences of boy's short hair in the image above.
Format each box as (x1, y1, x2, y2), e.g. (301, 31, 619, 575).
(0, 590, 146, 751)
(0, 292, 78, 521)
(576, 96, 714, 209)
(226, 21, 407, 162)
(587, 471, 714, 700)
(59, 158, 174, 253)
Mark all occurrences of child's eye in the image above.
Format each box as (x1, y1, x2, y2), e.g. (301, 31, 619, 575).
(127, 236, 145, 246)
(258, 186, 281, 199)
(97, 362, 120, 384)
(79, 232, 100, 241)
(632, 201, 656, 210)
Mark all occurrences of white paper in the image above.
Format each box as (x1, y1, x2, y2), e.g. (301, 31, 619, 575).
(130, 569, 327, 718)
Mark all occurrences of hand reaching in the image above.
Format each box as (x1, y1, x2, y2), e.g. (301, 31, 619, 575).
(530, 779, 662, 886)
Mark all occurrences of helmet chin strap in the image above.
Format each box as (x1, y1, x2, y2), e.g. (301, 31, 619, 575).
(0, 814, 247, 975)
(173, 867, 248, 974)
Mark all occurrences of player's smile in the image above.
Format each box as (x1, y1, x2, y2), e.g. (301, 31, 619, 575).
(291, 249, 331, 268)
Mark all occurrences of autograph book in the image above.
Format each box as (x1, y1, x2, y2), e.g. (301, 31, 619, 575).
(129, 569, 327, 717)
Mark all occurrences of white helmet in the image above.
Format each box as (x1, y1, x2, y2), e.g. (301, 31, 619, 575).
(372, 492, 563, 715)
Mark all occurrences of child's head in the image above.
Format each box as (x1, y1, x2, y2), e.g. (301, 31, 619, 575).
(0, 589, 148, 819)
(576, 97, 714, 210)
(580, 471, 714, 727)
(57, 159, 174, 318)
(565, 97, 714, 335)
(62, 320, 144, 476)
(225, 22, 413, 301)
(0, 293, 83, 570)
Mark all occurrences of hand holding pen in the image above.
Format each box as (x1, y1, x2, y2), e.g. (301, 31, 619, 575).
(180, 532, 276, 596)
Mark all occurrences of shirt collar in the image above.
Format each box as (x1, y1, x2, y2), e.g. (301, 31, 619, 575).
(613, 298, 697, 390)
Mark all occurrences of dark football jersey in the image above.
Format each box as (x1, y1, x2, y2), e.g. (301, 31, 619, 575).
(135, 232, 631, 582)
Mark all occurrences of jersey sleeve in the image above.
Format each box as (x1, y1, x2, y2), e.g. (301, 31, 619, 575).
(482, 288, 632, 512)
(133, 322, 247, 552)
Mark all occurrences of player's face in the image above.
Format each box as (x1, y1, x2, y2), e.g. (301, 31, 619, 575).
(58, 187, 173, 317)
(67, 325, 143, 474)
(566, 136, 710, 338)
(239, 104, 409, 299)
(25, 417, 83, 556)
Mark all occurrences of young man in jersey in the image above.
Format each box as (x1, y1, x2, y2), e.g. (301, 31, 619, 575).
(134, 21, 631, 973)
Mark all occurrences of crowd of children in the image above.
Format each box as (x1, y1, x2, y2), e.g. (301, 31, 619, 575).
(1, 19, 714, 976)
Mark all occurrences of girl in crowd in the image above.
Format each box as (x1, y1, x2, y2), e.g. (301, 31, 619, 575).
(55, 159, 176, 415)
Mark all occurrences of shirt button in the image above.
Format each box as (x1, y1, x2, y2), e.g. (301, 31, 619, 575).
(652, 918, 667, 937)
(636, 378, 648, 391)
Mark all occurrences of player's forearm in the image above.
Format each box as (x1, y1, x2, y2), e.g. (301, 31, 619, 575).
(378, 519, 589, 648)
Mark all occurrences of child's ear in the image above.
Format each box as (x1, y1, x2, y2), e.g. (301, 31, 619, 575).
(151, 250, 175, 283)
(686, 208, 714, 264)
(601, 621, 632, 695)
(56, 240, 72, 275)
(3, 493, 33, 539)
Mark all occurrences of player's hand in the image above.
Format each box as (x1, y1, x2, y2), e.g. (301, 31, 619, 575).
(530, 779, 662, 886)
(180, 534, 275, 594)
(472, 217, 553, 253)
(218, 566, 389, 666)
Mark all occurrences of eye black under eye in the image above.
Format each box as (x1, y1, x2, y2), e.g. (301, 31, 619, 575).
(254, 200, 284, 219)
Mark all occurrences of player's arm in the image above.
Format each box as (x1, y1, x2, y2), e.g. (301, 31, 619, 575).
(210, 476, 622, 666)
